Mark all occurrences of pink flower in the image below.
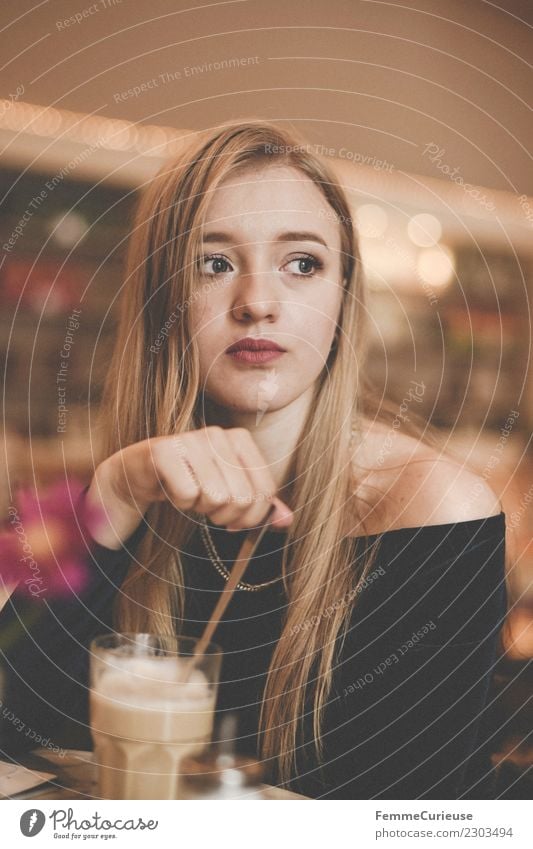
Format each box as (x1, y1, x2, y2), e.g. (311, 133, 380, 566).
(0, 478, 104, 599)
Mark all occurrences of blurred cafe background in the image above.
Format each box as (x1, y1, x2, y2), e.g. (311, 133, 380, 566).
(0, 0, 531, 792)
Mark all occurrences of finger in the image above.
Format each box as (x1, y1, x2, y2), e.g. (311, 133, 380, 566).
(177, 438, 233, 515)
(225, 428, 290, 529)
(201, 428, 256, 526)
(146, 439, 201, 510)
(269, 496, 294, 527)
(158, 458, 201, 511)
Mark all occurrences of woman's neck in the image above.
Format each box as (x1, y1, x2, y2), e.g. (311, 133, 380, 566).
(201, 385, 314, 500)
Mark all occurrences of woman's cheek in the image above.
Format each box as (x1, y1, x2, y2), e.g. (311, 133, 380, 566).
(302, 316, 337, 362)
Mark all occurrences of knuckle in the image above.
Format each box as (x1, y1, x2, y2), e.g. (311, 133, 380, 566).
(235, 492, 254, 506)
(179, 490, 199, 509)
(170, 434, 188, 457)
(209, 489, 228, 506)
(146, 437, 163, 460)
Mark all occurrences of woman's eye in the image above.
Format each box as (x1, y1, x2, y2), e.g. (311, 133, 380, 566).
(284, 254, 323, 277)
(201, 255, 233, 275)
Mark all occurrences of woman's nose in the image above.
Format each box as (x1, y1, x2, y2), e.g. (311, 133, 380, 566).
(230, 270, 281, 322)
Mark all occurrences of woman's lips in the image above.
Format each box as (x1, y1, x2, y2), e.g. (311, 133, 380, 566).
(226, 349, 285, 364)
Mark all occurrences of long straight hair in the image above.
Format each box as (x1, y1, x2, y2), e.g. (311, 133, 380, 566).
(98, 120, 510, 785)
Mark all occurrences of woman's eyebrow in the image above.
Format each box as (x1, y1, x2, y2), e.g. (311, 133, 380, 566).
(202, 230, 330, 250)
(277, 231, 330, 250)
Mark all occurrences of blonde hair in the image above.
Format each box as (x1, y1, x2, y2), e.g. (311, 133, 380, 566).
(98, 120, 505, 786)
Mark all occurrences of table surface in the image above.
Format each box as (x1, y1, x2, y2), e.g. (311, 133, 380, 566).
(4, 748, 308, 801)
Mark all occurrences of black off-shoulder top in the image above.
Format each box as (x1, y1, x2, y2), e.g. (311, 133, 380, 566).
(0, 510, 507, 800)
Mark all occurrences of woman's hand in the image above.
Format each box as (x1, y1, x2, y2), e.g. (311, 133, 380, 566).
(84, 427, 294, 550)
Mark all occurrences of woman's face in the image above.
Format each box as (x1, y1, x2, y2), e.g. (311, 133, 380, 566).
(190, 163, 345, 417)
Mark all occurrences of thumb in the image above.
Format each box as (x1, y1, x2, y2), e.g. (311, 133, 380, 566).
(269, 496, 294, 528)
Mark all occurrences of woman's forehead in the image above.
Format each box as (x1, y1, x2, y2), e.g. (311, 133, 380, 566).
(202, 164, 341, 247)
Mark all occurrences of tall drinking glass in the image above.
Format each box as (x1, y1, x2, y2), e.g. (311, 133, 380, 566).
(89, 633, 222, 799)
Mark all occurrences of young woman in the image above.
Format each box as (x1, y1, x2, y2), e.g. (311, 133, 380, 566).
(1, 121, 508, 799)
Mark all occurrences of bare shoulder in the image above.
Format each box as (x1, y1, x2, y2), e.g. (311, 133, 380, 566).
(348, 418, 502, 536)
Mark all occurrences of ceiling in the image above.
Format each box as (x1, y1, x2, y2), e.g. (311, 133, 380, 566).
(1, 0, 532, 196)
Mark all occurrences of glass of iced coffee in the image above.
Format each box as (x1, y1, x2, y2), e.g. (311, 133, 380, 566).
(89, 633, 222, 800)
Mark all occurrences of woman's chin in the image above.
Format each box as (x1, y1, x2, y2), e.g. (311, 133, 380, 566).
(205, 391, 285, 417)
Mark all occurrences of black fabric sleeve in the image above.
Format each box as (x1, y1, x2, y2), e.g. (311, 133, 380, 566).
(313, 514, 508, 799)
(0, 505, 147, 756)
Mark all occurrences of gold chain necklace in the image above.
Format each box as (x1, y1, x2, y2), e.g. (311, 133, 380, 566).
(197, 419, 359, 591)
(199, 517, 284, 592)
